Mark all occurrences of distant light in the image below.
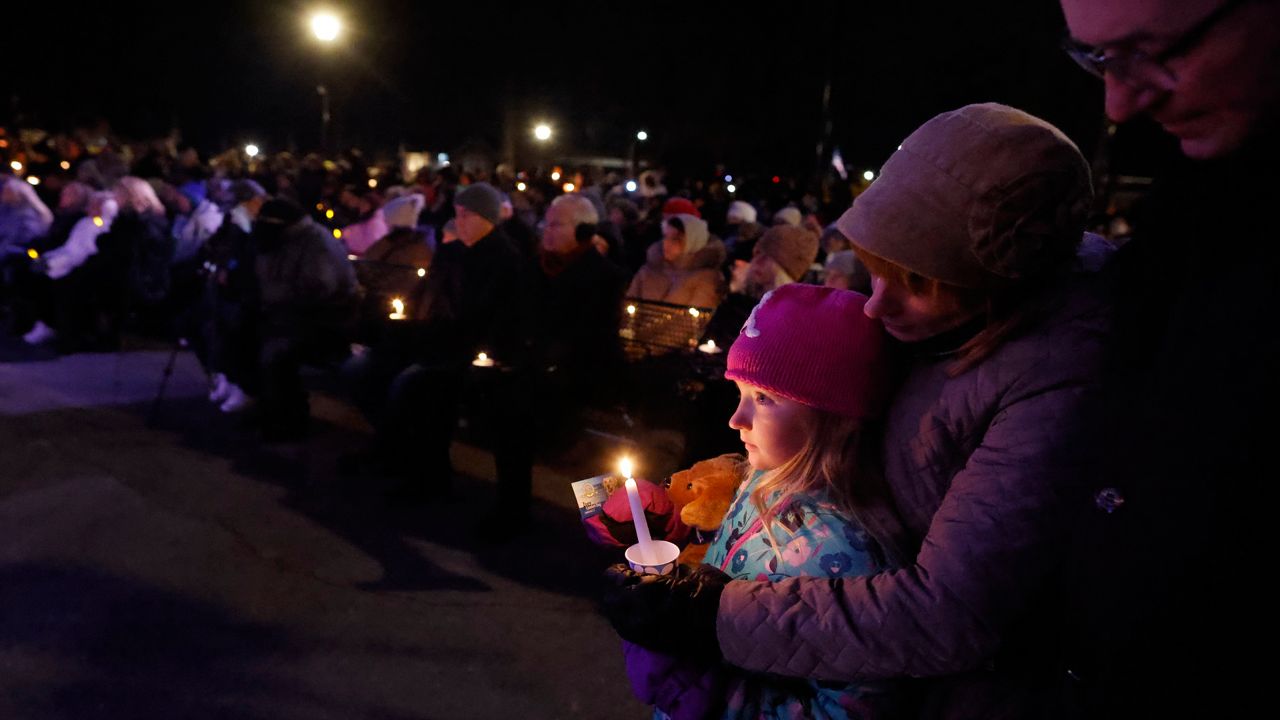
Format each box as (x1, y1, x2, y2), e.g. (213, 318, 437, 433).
(726, 183, 736, 193)
(863, 170, 875, 182)
(626, 304, 636, 316)
(93, 216, 104, 227)
(771, 175, 780, 184)
(688, 308, 700, 318)
(417, 267, 426, 277)
(333, 228, 342, 239)
(636, 130, 648, 141)
(562, 182, 575, 193)
(625, 180, 638, 193)
(27, 248, 39, 259)
(516, 181, 527, 192)
(367, 178, 378, 188)
(316, 203, 325, 211)
(724, 174, 732, 182)
(325, 209, 335, 219)
(437, 153, 449, 165)
(244, 144, 260, 158)
(533, 124, 552, 141)
(550, 171, 561, 181)
(311, 12, 341, 42)
(26, 175, 39, 186)
(60, 161, 71, 170)
(347, 254, 357, 260)
(9, 161, 21, 172)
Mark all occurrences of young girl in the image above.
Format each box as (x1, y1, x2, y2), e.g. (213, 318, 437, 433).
(619, 282, 905, 720)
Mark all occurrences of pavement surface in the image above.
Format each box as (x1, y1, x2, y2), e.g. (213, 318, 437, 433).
(0, 335, 646, 719)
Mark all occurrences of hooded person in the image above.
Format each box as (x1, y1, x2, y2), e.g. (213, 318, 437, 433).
(602, 103, 1111, 720)
(722, 200, 764, 259)
(251, 198, 360, 439)
(358, 192, 434, 315)
(823, 249, 870, 294)
(627, 213, 725, 309)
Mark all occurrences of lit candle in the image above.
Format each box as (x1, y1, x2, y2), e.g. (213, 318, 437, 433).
(472, 351, 495, 367)
(26, 248, 39, 260)
(388, 298, 406, 320)
(621, 458, 653, 562)
(92, 216, 104, 227)
(626, 304, 636, 316)
(698, 338, 721, 354)
(417, 267, 426, 277)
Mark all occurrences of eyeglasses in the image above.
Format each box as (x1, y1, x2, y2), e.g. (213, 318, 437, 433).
(1062, 0, 1247, 88)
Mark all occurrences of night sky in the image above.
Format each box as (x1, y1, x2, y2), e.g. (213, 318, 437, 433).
(6, 1, 1173, 176)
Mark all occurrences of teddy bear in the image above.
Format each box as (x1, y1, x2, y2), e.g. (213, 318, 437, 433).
(666, 453, 747, 566)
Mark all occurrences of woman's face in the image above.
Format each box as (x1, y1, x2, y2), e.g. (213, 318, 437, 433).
(661, 223, 685, 263)
(863, 274, 982, 342)
(728, 381, 815, 471)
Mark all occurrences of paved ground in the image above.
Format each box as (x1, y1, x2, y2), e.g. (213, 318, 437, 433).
(0, 336, 645, 719)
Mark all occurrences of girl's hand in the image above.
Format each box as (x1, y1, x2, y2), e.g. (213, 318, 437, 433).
(601, 563, 729, 661)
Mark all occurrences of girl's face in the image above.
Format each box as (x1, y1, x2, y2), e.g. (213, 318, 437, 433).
(728, 380, 816, 471)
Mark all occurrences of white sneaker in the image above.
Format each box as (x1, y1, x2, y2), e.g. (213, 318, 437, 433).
(219, 384, 255, 413)
(209, 373, 230, 403)
(22, 321, 56, 345)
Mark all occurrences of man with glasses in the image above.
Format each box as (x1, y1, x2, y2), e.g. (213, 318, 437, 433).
(1059, 1, 1280, 717)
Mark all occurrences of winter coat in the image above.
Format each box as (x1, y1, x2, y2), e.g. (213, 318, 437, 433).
(628, 470, 903, 720)
(255, 216, 358, 332)
(530, 245, 627, 404)
(1060, 134, 1280, 720)
(341, 209, 390, 256)
(410, 226, 528, 367)
(43, 213, 111, 280)
(172, 198, 224, 264)
(715, 273, 1110, 719)
(627, 238, 726, 309)
(359, 227, 434, 301)
(0, 205, 52, 256)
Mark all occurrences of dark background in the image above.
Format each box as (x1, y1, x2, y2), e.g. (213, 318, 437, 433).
(3, 0, 1175, 176)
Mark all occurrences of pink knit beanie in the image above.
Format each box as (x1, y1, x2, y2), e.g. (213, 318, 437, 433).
(725, 284, 889, 420)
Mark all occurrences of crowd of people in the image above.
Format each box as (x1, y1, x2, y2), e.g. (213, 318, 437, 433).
(0, 125, 878, 532)
(2, 0, 1275, 717)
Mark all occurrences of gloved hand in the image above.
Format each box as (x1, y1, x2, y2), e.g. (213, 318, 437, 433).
(583, 478, 689, 548)
(601, 563, 730, 661)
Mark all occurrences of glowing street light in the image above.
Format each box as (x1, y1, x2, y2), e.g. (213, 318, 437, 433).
(516, 181, 527, 192)
(625, 180, 638, 193)
(311, 12, 341, 42)
(636, 130, 648, 141)
(245, 144, 260, 158)
(533, 123, 552, 142)
(726, 183, 736, 194)
(863, 170, 875, 182)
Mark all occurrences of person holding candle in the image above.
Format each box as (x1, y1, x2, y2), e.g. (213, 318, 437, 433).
(614, 283, 911, 720)
(603, 103, 1112, 718)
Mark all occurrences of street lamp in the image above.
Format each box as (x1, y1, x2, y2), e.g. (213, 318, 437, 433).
(636, 130, 648, 142)
(310, 12, 341, 42)
(533, 123, 552, 142)
(863, 170, 875, 182)
(245, 144, 260, 158)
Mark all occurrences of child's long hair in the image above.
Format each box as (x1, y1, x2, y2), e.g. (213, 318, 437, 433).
(749, 407, 906, 565)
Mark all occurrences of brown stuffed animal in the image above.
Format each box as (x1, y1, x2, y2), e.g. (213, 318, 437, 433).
(667, 453, 747, 566)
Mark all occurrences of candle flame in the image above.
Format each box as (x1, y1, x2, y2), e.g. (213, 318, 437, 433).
(626, 304, 636, 316)
(688, 307, 700, 318)
(618, 457, 633, 480)
(27, 248, 39, 259)
(93, 216, 104, 227)
(707, 339, 715, 349)
(417, 267, 426, 277)
(477, 352, 488, 362)
(391, 298, 404, 314)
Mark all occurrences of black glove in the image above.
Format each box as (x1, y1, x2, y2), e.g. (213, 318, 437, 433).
(601, 563, 730, 661)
